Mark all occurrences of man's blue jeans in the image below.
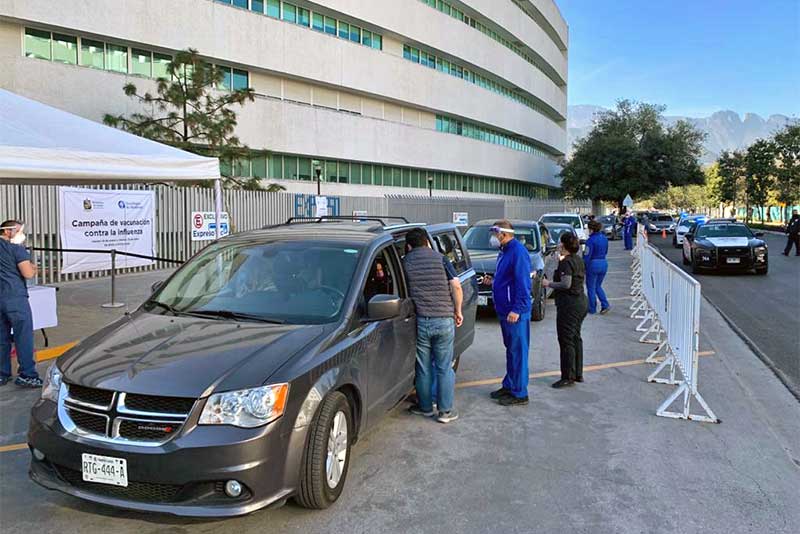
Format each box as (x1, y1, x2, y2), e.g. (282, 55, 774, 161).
(0, 296, 38, 379)
(415, 317, 455, 413)
(500, 312, 530, 398)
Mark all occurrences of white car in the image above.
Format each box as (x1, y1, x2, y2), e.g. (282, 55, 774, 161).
(539, 213, 588, 242)
(673, 215, 708, 248)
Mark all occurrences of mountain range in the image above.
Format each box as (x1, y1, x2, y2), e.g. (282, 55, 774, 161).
(567, 105, 796, 164)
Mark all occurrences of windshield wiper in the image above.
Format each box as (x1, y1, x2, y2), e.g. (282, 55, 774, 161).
(147, 300, 184, 315)
(187, 310, 286, 324)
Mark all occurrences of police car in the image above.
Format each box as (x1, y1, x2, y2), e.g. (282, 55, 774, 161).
(681, 219, 768, 275)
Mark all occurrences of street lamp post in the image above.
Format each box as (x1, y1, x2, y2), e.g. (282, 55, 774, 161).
(313, 161, 322, 196)
(427, 176, 434, 198)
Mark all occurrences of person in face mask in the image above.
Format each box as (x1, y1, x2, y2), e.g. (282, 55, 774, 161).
(0, 220, 41, 387)
(783, 209, 800, 256)
(481, 220, 532, 406)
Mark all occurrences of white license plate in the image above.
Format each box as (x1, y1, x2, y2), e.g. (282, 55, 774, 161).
(726, 257, 741, 264)
(82, 453, 128, 487)
(478, 295, 489, 306)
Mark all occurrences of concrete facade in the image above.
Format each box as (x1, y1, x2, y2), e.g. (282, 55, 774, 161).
(0, 0, 568, 198)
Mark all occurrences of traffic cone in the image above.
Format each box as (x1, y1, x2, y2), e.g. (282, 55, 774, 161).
(661, 228, 667, 239)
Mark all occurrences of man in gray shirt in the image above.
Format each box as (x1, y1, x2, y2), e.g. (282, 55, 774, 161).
(403, 228, 463, 423)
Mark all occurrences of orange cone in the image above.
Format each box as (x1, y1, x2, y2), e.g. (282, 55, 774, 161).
(661, 228, 667, 239)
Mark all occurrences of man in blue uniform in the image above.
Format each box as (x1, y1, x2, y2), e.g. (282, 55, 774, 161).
(483, 220, 531, 406)
(0, 220, 41, 387)
(622, 212, 636, 250)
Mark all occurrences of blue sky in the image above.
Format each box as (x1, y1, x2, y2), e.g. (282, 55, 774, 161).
(557, 0, 800, 118)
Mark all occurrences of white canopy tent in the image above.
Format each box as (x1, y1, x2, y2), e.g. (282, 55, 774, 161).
(0, 89, 224, 236)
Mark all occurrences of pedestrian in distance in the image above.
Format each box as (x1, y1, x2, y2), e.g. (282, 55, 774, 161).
(481, 220, 532, 406)
(622, 212, 635, 250)
(542, 233, 588, 388)
(403, 228, 463, 424)
(782, 209, 800, 256)
(584, 220, 610, 315)
(0, 220, 42, 387)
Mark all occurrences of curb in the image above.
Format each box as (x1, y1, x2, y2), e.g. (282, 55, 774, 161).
(704, 297, 800, 403)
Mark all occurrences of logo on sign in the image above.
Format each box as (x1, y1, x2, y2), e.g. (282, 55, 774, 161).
(193, 213, 203, 229)
(83, 199, 93, 211)
(118, 200, 126, 209)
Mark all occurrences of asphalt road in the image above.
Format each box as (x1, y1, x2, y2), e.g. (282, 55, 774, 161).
(650, 232, 800, 396)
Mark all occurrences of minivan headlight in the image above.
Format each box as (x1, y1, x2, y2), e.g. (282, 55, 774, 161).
(41, 364, 62, 402)
(199, 384, 289, 428)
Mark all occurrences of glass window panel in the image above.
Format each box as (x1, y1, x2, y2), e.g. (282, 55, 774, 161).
(339, 162, 350, 184)
(52, 33, 77, 65)
(131, 48, 152, 77)
(283, 156, 298, 180)
(325, 161, 337, 182)
(338, 22, 349, 39)
(24, 28, 51, 60)
(232, 69, 249, 90)
(372, 34, 381, 50)
(251, 0, 264, 13)
(401, 168, 409, 188)
(152, 53, 171, 78)
(392, 167, 401, 187)
(350, 164, 361, 185)
(324, 17, 337, 35)
(410, 48, 419, 63)
(298, 8, 310, 27)
(252, 156, 267, 179)
(232, 0, 247, 7)
(233, 158, 250, 177)
(266, 0, 280, 18)
(105, 43, 128, 73)
(403, 45, 411, 60)
(298, 158, 312, 180)
(220, 67, 232, 90)
(81, 39, 105, 69)
(361, 30, 372, 48)
(312, 13, 324, 31)
(361, 164, 372, 185)
(282, 3, 297, 23)
(372, 165, 382, 186)
(268, 155, 282, 178)
(220, 159, 233, 177)
(349, 26, 360, 43)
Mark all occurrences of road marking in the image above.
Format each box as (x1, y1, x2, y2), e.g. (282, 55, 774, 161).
(0, 443, 28, 453)
(35, 342, 77, 362)
(607, 296, 633, 301)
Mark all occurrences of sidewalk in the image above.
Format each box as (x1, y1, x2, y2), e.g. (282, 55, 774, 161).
(1, 242, 798, 533)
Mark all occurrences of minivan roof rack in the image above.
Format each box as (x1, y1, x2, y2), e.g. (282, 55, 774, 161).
(285, 215, 410, 225)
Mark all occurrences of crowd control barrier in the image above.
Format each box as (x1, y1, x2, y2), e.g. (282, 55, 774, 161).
(629, 225, 719, 423)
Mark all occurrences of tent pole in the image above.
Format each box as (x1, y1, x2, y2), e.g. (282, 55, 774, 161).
(214, 178, 222, 239)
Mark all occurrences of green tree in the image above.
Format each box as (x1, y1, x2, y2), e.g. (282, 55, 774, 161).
(714, 150, 746, 215)
(773, 124, 800, 221)
(560, 100, 706, 211)
(744, 139, 777, 223)
(103, 48, 281, 191)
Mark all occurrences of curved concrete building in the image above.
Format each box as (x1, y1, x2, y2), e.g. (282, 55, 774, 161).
(0, 0, 568, 198)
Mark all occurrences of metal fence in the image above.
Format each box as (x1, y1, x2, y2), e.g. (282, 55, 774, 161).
(629, 224, 718, 423)
(1, 183, 590, 284)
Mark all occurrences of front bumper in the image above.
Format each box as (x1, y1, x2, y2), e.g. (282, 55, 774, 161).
(27, 398, 306, 517)
(692, 250, 766, 271)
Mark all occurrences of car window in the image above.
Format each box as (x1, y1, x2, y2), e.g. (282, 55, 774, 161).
(657, 215, 674, 222)
(548, 226, 574, 242)
(363, 248, 399, 304)
(433, 231, 469, 274)
(540, 216, 581, 229)
(152, 240, 361, 324)
(464, 225, 540, 253)
(539, 224, 552, 247)
(696, 224, 753, 238)
(599, 216, 616, 224)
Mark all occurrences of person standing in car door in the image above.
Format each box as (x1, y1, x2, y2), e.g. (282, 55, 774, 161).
(482, 220, 532, 406)
(403, 228, 463, 424)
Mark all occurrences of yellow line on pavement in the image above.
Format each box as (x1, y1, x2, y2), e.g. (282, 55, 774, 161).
(0, 443, 28, 453)
(35, 341, 77, 362)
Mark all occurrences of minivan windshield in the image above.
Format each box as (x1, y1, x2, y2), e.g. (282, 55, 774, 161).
(149, 240, 362, 324)
(656, 215, 674, 222)
(540, 215, 581, 229)
(464, 225, 540, 252)
(696, 224, 753, 239)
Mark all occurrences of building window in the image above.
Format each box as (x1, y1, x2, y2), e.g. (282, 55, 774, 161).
(298, 158, 312, 180)
(298, 8, 310, 27)
(372, 34, 382, 50)
(220, 67, 232, 90)
(266, 0, 280, 18)
(282, 3, 297, 23)
(24, 28, 51, 60)
(52, 33, 78, 65)
(252, 155, 267, 178)
(312, 12, 324, 31)
(362, 30, 372, 48)
(81, 39, 105, 69)
(232, 69, 249, 90)
(251, 0, 264, 13)
(153, 53, 171, 78)
(349, 25, 361, 43)
(131, 48, 152, 77)
(232, 0, 248, 8)
(338, 22, 349, 40)
(105, 44, 128, 73)
(324, 16, 337, 35)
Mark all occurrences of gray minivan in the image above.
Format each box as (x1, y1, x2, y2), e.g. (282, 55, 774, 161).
(28, 217, 477, 517)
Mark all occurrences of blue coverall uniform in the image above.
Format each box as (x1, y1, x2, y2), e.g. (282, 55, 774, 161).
(0, 239, 38, 380)
(492, 238, 532, 399)
(623, 215, 635, 250)
(583, 232, 610, 314)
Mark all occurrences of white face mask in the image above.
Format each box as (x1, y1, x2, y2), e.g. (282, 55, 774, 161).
(490, 235, 502, 248)
(10, 224, 26, 245)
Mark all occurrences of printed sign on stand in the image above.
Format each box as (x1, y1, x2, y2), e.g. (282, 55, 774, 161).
(191, 211, 230, 241)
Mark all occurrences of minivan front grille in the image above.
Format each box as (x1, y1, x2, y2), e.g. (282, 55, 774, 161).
(61, 384, 194, 445)
(56, 465, 183, 503)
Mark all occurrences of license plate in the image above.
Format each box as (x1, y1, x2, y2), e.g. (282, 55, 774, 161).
(82, 453, 128, 487)
(726, 257, 741, 264)
(478, 295, 489, 306)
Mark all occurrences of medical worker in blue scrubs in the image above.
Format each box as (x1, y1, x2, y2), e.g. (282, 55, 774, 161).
(482, 220, 532, 406)
(583, 220, 610, 314)
(622, 211, 635, 250)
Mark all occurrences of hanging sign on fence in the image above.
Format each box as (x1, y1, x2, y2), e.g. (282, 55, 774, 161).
(191, 211, 230, 241)
(452, 212, 469, 226)
(315, 196, 329, 217)
(58, 187, 155, 274)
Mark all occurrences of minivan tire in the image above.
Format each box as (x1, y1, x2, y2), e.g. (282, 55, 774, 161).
(295, 391, 352, 509)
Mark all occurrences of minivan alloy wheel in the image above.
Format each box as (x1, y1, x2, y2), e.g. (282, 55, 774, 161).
(326, 411, 348, 489)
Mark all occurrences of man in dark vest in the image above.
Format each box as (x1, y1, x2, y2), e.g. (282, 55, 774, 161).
(403, 228, 463, 423)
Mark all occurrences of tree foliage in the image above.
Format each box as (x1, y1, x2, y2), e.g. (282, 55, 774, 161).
(773, 124, 800, 210)
(713, 150, 746, 206)
(744, 139, 777, 222)
(103, 49, 279, 190)
(560, 100, 706, 211)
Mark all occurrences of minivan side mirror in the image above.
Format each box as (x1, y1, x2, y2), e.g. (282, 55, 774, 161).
(367, 294, 402, 321)
(151, 280, 165, 293)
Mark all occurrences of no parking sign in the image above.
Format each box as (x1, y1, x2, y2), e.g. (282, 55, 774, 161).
(191, 211, 230, 241)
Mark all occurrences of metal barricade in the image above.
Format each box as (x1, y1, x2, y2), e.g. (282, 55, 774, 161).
(629, 225, 719, 423)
